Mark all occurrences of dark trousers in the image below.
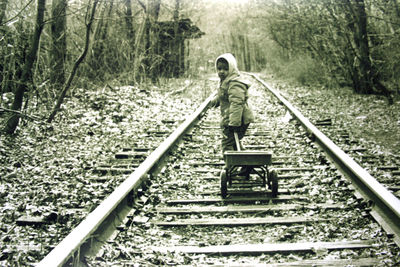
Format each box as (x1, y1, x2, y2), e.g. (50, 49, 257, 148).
(221, 124, 250, 154)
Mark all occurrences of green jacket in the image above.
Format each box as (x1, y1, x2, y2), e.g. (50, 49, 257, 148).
(212, 53, 255, 127)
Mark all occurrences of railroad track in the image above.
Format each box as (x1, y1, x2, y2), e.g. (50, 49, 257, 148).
(38, 74, 400, 266)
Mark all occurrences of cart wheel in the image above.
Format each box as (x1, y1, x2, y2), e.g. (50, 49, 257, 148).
(220, 170, 228, 199)
(270, 170, 278, 197)
(228, 170, 233, 186)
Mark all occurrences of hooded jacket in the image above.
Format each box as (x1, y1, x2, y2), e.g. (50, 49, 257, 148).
(213, 53, 254, 127)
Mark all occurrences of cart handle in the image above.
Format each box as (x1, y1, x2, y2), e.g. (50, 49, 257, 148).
(234, 131, 241, 152)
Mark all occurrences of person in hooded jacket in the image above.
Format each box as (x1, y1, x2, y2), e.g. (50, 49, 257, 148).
(210, 53, 255, 168)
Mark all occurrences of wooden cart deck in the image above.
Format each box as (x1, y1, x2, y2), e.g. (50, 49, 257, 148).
(224, 151, 272, 167)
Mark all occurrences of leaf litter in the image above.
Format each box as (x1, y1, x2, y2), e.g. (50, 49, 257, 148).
(0, 78, 207, 265)
(1, 76, 400, 265)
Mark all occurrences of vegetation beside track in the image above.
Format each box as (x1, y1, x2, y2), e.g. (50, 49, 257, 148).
(269, 75, 400, 156)
(0, 75, 399, 265)
(268, 75, 400, 190)
(0, 78, 208, 265)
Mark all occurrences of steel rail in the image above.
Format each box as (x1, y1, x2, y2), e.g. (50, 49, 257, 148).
(250, 73, 400, 247)
(37, 92, 216, 267)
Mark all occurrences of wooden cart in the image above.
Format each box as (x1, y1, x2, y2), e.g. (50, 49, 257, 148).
(220, 132, 278, 198)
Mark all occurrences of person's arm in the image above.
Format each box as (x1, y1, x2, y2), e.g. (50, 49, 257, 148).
(228, 82, 245, 128)
(210, 94, 220, 108)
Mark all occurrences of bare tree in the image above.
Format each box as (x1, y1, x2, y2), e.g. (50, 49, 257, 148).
(172, 0, 180, 76)
(47, 0, 100, 123)
(90, 1, 113, 76)
(138, 0, 161, 82)
(0, 0, 8, 25)
(125, 0, 135, 42)
(0, 0, 9, 96)
(259, 0, 394, 102)
(50, 0, 67, 88)
(4, 0, 46, 134)
(345, 0, 392, 103)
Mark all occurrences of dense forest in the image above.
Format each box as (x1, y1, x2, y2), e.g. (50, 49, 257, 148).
(1, 0, 399, 134)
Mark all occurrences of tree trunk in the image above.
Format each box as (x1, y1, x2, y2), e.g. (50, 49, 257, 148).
(3, 0, 46, 134)
(393, 0, 400, 18)
(50, 0, 67, 87)
(0, 0, 8, 95)
(90, 1, 113, 75)
(148, 0, 161, 24)
(0, 0, 8, 25)
(132, 17, 146, 83)
(352, 0, 371, 94)
(144, 0, 161, 83)
(125, 0, 135, 41)
(47, 0, 99, 123)
(124, 0, 135, 66)
(173, 0, 181, 77)
(347, 0, 393, 103)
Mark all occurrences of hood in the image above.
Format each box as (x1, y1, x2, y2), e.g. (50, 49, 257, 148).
(215, 53, 240, 77)
(215, 53, 251, 88)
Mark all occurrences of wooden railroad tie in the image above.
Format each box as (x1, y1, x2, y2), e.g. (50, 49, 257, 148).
(156, 203, 343, 214)
(165, 195, 308, 205)
(153, 216, 331, 226)
(151, 239, 377, 254)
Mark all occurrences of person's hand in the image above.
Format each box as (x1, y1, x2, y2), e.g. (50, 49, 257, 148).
(229, 126, 240, 132)
(210, 99, 219, 108)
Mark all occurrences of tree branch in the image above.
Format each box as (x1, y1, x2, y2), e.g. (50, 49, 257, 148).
(137, 0, 146, 12)
(0, 107, 41, 121)
(1, 0, 35, 26)
(47, 0, 100, 123)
